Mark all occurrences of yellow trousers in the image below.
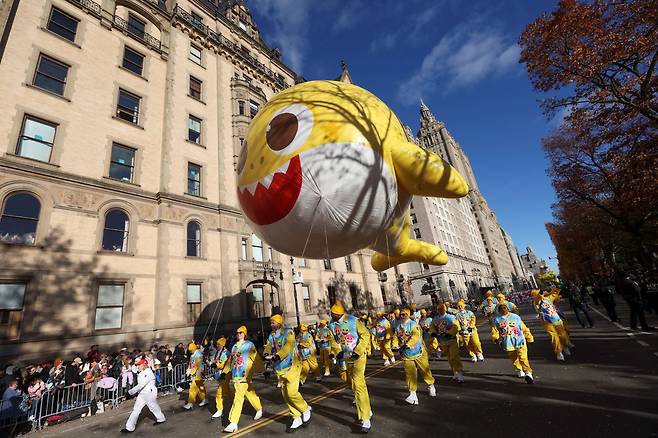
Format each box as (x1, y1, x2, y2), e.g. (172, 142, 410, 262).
(424, 337, 439, 355)
(440, 339, 463, 372)
(228, 380, 262, 425)
(347, 355, 371, 421)
(543, 321, 569, 354)
(319, 348, 331, 375)
(402, 353, 435, 392)
(279, 363, 309, 419)
(459, 329, 483, 358)
(188, 379, 206, 403)
(300, 355, 321, 383)
(378, 339, 394, 360)
(507, 346, 532, 373)
(215, 377, 232, 412)
(392, 335, 399, 350)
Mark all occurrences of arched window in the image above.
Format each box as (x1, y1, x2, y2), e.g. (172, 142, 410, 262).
(102, 209, 129, 252)
(187, 221, 201, 257)
(0, 193, 41, 245)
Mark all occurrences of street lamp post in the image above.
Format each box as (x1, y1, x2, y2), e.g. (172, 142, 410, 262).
(290, 256, 301, 327)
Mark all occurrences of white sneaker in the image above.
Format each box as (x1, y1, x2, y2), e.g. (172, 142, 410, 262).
(223, 423, 238, 433)
(471, 356, 477, 363)
(517, 370, 526, 378)
(212, 410, 222, 419)
(477, 353, 484, 361)
(361, 419, 371, 433)
(404, 391, 418, 405)
(428, 385, 436, 397)
(290, 417, 303, 430)
(524, 373, 534, 384)
(302, 407, 311, 423)
(198, 400, 208, 407)
(176, 386, 184, 393)
(383, 360, 390, 366)
(563, 347, 571, 356)
(390, 357, 396, 364)
(277, 381, 282, 388)
(324, 370, 330, 377)
(183, 403, 193, 410)
(254, 409, 262, 420)
(557, 352, 565, 361)
(455, 372, 464, 383)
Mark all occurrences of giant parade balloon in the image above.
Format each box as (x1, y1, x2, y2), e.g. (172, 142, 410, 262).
(236, 80, 469, 271)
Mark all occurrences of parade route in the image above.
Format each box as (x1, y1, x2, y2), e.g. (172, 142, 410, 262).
(29, 305, 658, 438)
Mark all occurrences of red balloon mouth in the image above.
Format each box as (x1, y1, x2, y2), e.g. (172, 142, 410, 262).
(237, 155, 302, 226)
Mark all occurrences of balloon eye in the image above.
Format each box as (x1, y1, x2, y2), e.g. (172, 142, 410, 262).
(267, 113, 298, 151)
(237, 141, 248, 174)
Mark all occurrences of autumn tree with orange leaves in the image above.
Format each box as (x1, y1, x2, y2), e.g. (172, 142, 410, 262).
(520, 0, 658, 279)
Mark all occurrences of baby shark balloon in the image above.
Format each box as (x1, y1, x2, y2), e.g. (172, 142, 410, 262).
(236, 80, 469, 271)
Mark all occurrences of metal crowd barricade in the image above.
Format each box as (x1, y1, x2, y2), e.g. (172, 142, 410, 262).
(32, 383, 95, 430)
(156, 363, 187, 393)
(0, 397, 30, 432)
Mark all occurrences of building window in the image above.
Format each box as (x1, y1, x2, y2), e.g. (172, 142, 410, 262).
(251, 285, 263, 318)
(298, 257, 306, 268)
(187, 163, 201, 196)
(33, 54, 68, 96)
(186, 283, 201, 324)
(251, 234, 263, 262)
(122, 47, 144, 76)
(191, 11, 203, 27)
(349, 284, 358, 309)
(345, 256, 353, 272)
(411, 213, 418, 224)
(323, 259, 332, 270)
(422, 263, 430, 271)
(252, 286, 263, 303)
(241, 238, 248, 260)
(410, 202, 414, 209)
(102, 209, 129, 252)
(302, 285, 311, 313)
(249, 100, 259, 118)
(0, 282, 26, 340)
(187, 221, 201, 257)
(189, 44, 202, 65)
(413, 228, 422, 239)
(47, 7, 78, 42)
(94, 284, 124, 330)
(127, 14, 145, 39)
(238, 100, 245, 115)
(380, 284, 387, 304)
(189, 76, 202, 100)
(0, 193, 40, 245)
(188, 115, 201, 144)
(238, 20, 247, 31)
(327, 285, 336, 306)
(109, 143, 135, 182)
(116, 89, 140, 124)
(16, 116, 56, 162)
(268, 247, 273, 261)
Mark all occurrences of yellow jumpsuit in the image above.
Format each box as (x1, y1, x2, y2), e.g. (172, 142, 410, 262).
(431, 313, 463, 373)
(491, 314, 534, 374)
(397, 318, 434, 392)
(390, 316, 400, 350)
(187, 350, 206, 403)
(214, 348, 233, 414)
(264, 328, 309, 420)
(297, 331, 322, 383)
(227, 340, 262, 425)
(420, 317, 440, 356)
(456, 310, 483, 359)
(329, 315, 372, 421)
(375, 317, 395, 361)
(315, 326, 333, 376)
(534, 294, 570, 354)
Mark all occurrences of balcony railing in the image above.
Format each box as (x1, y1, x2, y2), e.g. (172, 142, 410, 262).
(66, 0, 102, 17)
(113, 15, 163, 52)
(174, 5, 289, 89)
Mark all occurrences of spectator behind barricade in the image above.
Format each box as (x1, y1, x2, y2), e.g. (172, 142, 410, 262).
(0, 379, 23, 421)
(87, 345, 102, 364)
(0, 366, 10, 395)
(27, 375, 45, 400)
(156, 346, 170, 369)
(173, 343, 187, 365)
(65, 357, 84, 386)
(47, 359, 66, 390)
(120, 355, 134, 389)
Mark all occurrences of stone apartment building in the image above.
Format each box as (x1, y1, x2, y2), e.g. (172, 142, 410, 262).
(0, 0, 403, 361)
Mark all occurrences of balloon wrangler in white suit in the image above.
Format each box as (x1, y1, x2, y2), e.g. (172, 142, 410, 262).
(121, 358, 166, 433)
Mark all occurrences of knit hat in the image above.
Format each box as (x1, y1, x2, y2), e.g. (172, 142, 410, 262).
(236, 325, 248, 335)
(330, 301, 345, 316)
(217, 337, 227, 347)
(271, 314, 284, 325)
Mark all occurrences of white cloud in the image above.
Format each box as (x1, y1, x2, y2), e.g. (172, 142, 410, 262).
(333, 1, 364, 32)
(370, 3, 439, 53)
(250, 0, 313, 72)
(397, 27, 520, 104)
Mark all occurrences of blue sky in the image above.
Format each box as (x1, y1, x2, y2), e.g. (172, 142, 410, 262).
(250, 0, 561, 271)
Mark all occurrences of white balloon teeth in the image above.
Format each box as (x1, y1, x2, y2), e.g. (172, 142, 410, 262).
(239, 159, 294, 195)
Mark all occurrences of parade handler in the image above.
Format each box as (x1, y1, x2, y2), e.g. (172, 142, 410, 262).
(120, 358, 166, 433)
(224, 326, 263, 433)
(396, 308, 436, 405)
(328, 301, 373, 433)
(491, 302, 535, 383)
(263, 314, 311, 431)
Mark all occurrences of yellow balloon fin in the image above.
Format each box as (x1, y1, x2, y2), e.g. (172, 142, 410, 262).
(371, 211, 449, 271)
(391, 141, 469, 198)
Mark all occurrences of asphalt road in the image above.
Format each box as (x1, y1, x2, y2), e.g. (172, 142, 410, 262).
(30, 303, 658, 438)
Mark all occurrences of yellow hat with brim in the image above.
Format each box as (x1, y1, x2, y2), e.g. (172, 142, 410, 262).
(330, 301, 345, 316)
(237, 325, 248, 335)
(271, 314, 283, 325)
(320, 319, 327, 325)
(300, 324, 308, 331)
(217, 337, 227, 347)
(187, 342, 197, 352)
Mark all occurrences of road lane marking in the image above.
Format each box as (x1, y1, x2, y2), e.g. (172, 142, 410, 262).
(230, 362, 398, 437)
(637, 340, 650, 347)
(590, 307, 657, 336)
